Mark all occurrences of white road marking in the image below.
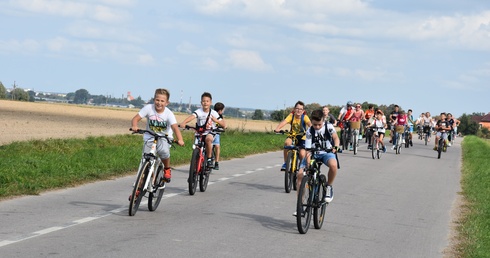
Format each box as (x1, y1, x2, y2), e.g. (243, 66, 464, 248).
(0, 164, 279, 248)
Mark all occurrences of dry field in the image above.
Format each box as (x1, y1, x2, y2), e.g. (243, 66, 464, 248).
(0, 100, 277, 146)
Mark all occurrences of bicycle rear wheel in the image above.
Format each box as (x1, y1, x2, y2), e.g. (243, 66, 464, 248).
(313, 174, 328, 229)
(284, 151, 295, 193)
(148, 164, 164, 211)
(129, 161, 150, 216)
(353, 131, 358, 155)
(437, 139, 443, 159)
(188, 148, 200, 195)
(297, 175, 313, 234)
(371, 140, 376, 159)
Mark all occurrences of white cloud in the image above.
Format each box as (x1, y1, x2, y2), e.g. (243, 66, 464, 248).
(227, 50, 272, 71)
(0, 39, 40, 53)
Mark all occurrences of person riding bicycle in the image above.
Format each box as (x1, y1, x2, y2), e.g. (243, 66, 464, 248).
(212, 102, 225, 170)
(388, 105, 400, 144)
(322, 105, 337, 126)
(364, 105, 375, 147)
(180, 92, 226, 170)
(349, 103, 365, 150)
(337, 101, 354, 150)
(407, 109, 415, 146)
(302, 109, 340, 204)
(433, 112, 451, 152)
(130, 88, 185, 183)
(367, 110, 387, 152)
(392, 110, 408, 150)
(274, 101, 312, 171)
(446, 113, 459, 146)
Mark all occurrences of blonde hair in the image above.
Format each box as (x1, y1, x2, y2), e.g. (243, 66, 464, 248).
(154, 88, 170, 100)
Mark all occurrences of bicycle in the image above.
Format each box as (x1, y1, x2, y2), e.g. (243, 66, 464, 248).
(339, 121, 352, 151)
(276, 130, 303, 193)
(182, 125, 224, 195)
(422, 123, 431, 145)
(394, 125, 405, 155)
(369, 127, 384, 159)
(436, 131, 448, 159)
(404, 126, 411, 148)
(296, 146, 332, 234)
(350, 121, 361, 155)
(128, 128, 173, 216)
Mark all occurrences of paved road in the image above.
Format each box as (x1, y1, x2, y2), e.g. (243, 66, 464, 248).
(0, 136, 462, 257)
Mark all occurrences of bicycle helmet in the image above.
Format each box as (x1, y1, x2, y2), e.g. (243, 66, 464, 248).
(347, 100, 353, 106)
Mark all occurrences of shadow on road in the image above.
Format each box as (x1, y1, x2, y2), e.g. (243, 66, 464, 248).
(227, 212, 297, 234)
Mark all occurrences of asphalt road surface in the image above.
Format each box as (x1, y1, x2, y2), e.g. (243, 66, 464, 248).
(0, 136, 462, 258)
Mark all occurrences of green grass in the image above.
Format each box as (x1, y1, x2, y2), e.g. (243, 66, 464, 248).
(0, 130, 284, 199)
(457, 136, 490, 257)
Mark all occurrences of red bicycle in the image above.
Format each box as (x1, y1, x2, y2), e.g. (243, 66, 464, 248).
(182, 125, 224, 195)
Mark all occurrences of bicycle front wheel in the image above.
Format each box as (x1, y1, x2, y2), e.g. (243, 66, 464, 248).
(129, 161, 150, 216)
(188, 148, 200, 195)
(297, 175, 313, 234)
(148, 164, 164, 211)
(371, 140, 376, 159)
(353, 131, 358, 155)
(284, 151, 295, 193)
(437, 139, 443, 159)
(199, 159, 209, 192)
(313, 174, 328, 229)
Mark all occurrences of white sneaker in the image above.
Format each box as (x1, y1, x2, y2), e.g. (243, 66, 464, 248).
(448, 143, 452, 147)
(292, 211, 297, 217)
(402, 139, 406, 144)
(324, 185, 334, 203)
(392, 146, 396, 150)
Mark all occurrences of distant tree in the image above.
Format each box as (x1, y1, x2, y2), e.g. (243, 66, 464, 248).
(305, 103, 321, 115)
(270, 110, 286, 121)
(478, 127, 490, 139)
(66, 92, 75, 102)
(130, 96, 145, 107)
(11, 88, 29, 101)
(252, 109, 264, 120)
(458, 113, 479, 136)
(0, 81, 6, 99)
(73, 89, 90, 104)
(28, 90, 36, 102)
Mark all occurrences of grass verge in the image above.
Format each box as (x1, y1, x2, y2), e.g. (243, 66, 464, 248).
(0, 130, 284, 199)
(456, 136, 490, 257)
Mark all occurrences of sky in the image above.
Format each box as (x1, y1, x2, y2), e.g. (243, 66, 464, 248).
(1, 0, 489, 117)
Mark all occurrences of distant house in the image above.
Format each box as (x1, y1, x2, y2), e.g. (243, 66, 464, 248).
(479, 113, 490, 129)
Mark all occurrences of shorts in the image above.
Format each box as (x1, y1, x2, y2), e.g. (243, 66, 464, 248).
(436, 132, 448, 139)
(143, 138, 171, 160)
(213, 134, 221, 145)
(313, 152, 336, 166)
(408, 125, 413, 133)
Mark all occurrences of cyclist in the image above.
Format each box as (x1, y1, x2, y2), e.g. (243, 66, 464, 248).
(322, 105, 337, 126)
(388, 105, 400, 144)
(433, 113, 451, 151)
(180, 92, 226, 170)
(422, 112, 433, 142)
(407, 109, 415, 146)
(130, 88, 185, 183)
(350, 103, 365, 149)
(274, 101, 312, 171)
(303, 109, 340, 204)
(212, 102, 225, 170)
(415, 113, 425, 139)
(446, 113, 459, 146)
(337, 101, 354, 150)
(392, 110, 408, 150)
(367, 110, 387, 152)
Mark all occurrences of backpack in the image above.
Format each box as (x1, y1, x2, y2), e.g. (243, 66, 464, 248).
(290, 112, 307, 133)
(309, 122, 334, 148)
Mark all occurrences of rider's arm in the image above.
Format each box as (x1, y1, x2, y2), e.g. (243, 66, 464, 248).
(179, 114, 196, 128)
(332, 129, 340, 153)
(131, 114, 143, 131)
(171, 123, 185, 146)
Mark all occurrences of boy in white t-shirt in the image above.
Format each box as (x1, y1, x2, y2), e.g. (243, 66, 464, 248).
(131, 88, 185, 183)
(180, 92, 226, 168)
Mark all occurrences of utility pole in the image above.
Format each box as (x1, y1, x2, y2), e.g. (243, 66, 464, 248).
(12, 81, 16, 100)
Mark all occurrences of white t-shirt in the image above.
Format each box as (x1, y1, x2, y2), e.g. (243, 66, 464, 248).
(138, 104, 177, 141)
(305, 123, 336, 151)
(193, 108, 220, 133)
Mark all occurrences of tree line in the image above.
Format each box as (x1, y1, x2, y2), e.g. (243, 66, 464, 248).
(0, 81, 487, 138)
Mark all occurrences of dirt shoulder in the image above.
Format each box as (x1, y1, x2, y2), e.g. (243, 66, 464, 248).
(0, 100, 277, 145)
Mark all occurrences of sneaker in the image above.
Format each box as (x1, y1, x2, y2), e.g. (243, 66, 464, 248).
(410, 140, 413, 146)
(433, 146, 438, 151)
(443, 146, 447, 152)
(349, 146, 353, 151)
(281, 163, 286, 171)
(392, 146, 396, 150)
(214, 162, 220, 170)
(163, 168, 171, 183)
(382, 146, 387, 153)
(292, 211, 297, 217)
(448, 143, 452, 147)
(367, 145, 372, 150)
(207, 158, 213, 169)
(325, 185, 334, 203)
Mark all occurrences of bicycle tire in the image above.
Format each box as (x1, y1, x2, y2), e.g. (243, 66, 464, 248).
(297, 174, 313, 234)
(342, 130, 348, 151)
(313, 174, 328, 229)
(377, 148, 381, 159)
(405, 133, 410, 148)
(353, 131, 358, 155)
(148, 164, 164, 211)
(425, 133, 428, 145)
(371, 140, 376, 159)
(129, 161, 150, 216)
(438, 139, 443, 159)
(188, 148, 200, 195)
(284, 151, 295, 193)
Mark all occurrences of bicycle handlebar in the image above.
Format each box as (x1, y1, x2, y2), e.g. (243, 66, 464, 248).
(179, 124, 225, 133)
(129, 128, 174, 144)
